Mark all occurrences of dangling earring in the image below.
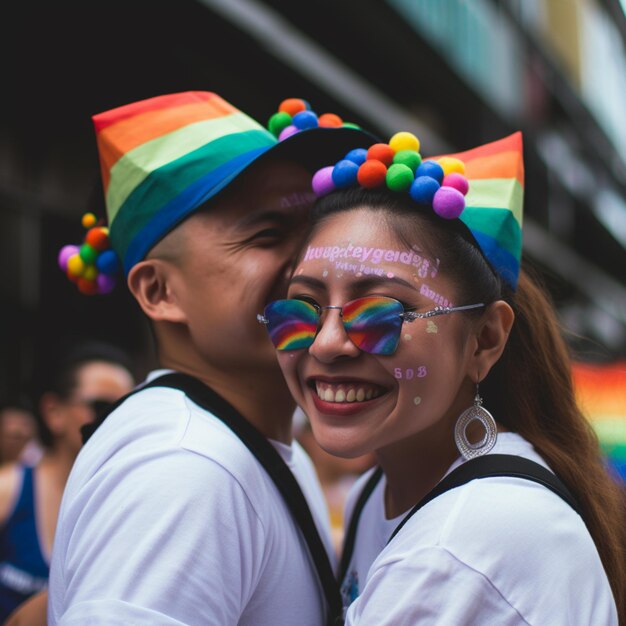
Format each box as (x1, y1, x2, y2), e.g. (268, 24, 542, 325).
(454, 378, 497, 460)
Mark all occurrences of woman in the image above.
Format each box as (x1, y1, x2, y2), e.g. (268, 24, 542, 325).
(257, 130, 626, 624)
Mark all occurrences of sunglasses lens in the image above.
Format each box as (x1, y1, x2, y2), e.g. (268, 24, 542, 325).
(342, 297, 404, 355)
(264, 300, 319, 350)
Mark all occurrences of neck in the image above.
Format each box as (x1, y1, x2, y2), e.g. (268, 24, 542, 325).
(39, 446, 77, 484)
(159, 355, 296, 443)
(377, 422, 460, 519)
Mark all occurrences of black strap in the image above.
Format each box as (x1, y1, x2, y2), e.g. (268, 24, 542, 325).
(81, 372, 343, 626)
(390, 454, 580, 542)
(338, 466, 383, 585)
(338, 453, 580, 578)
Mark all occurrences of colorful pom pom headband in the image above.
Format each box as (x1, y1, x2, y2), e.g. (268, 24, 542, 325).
(267, 97, 362, 140)
(311, 131, 525, 290)
(58, 213, 121, 295)
(312, 131, 469, 220)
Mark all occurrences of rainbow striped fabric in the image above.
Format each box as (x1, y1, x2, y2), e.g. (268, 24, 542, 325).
(433, 131, 524, 290)
(573, 361, 626, 481)
(93, 91, 376, 273)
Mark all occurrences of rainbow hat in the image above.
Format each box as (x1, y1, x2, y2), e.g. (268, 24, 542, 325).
(433, 131, 524, 290)
(93, 91, 378, 274)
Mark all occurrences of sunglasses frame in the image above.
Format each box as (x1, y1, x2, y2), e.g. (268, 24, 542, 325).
(257, 296, 485, 355)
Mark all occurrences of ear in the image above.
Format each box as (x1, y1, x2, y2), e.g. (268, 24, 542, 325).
(470, 300, 515, 381)
(39, 392, 65, 437)
(127, 259, 187, 323)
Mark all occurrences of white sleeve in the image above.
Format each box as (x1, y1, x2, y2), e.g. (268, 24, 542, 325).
(344, 546, 530, 626)
(50, 451, 267, 626)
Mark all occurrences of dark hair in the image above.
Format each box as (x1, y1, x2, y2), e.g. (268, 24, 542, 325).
(311, 187, 626, 620)
(35, 340, 134, 447)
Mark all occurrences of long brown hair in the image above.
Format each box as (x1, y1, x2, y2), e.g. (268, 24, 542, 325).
(311, 187, 626, 620)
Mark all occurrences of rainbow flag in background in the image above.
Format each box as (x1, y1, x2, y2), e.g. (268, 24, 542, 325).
(433, 131, 524, 290)
(573, 360, 626, 480)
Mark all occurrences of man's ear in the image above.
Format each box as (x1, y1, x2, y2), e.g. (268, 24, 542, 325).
(127, 259, 187, 323)
(470, 300, 515, 380)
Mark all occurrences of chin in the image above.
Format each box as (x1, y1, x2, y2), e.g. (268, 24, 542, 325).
(312, 424, 373, 460)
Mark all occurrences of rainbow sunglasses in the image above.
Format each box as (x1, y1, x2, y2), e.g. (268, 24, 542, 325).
(257, 296, 485, 355)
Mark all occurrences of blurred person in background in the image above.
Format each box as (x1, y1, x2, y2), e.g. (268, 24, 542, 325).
(0, 341, 135, 623)
(0, 402, 40, 467)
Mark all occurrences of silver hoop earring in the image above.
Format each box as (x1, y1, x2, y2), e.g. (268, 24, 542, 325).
(454, 382, 497, 460)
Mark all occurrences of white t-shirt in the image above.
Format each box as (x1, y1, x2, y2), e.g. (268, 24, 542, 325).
(48, 371, 335, 626)
(341, 432, 618, 625)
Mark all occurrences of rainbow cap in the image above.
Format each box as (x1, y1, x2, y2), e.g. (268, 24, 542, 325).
(93, 91, 378, 274)
(436, 131, 524, 290)
(312, 131, 524, 290)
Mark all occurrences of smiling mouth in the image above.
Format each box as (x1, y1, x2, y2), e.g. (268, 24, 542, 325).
(311, 380, 387, 404)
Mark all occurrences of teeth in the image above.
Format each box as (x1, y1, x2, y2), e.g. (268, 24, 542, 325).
(315, 382, 383, 404)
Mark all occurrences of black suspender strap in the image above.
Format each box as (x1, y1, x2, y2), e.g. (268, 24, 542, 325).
(388, 453, 580, 543)
(338, 466, 383, 585)
(338, 453, 580, 578)
(81, 372, 343, 626)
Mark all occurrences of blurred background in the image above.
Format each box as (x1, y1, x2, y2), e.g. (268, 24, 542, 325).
(1, 0, 625, 488)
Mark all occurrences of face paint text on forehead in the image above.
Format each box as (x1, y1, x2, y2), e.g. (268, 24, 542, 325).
(279, 191, 316, 210)
(302, 243, 440, 278)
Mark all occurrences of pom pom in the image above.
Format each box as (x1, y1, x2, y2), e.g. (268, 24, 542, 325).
(67, 254, 85, 277)
(386, 164, 414, 192)
(97, 273, 117, 294)
(312, 167, 336, 197)
(96, 250, 120, 275)
(332, 160, 359, 188)
(66, 268, 79, 283)
(393, 150, 422, 172)
(344, 148, 367, 166)
(278, 98, 307, 116)
(318, 113, 343, 128)
(366, 143, 395, 166)
(268, 111, 292, 137)
(342, 122, 361, 130)
(77, 277, 99, 295)
(83, 265, 98, 281)
(433, 187, 465, 219)
(437, 156, 465, 176)
(409, 176, 440, 204)
(415, 160, 444, 184)
(81, 212, 97, 228)
(278, 125, 299, 141)
(292, 111, 318, 130)
(85, 227, 109, 251)
(357, 160, 387, 188)
(58, 245, 79, 272)
(442, 173, 469, 196)
(389, 132, 420, 153)
(79, 243, 98, 265)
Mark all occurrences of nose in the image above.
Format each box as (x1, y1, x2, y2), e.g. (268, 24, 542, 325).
(309, 308, 361, 363)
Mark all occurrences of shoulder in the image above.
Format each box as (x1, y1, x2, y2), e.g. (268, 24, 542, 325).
(0, 463, 23, 523)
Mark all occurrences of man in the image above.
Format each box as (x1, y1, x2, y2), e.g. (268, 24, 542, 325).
(0, 341, 135, 622)
(47, 91, 377, 625)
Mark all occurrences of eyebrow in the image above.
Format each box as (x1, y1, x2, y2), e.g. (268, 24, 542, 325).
(290, 274, 417, 291)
